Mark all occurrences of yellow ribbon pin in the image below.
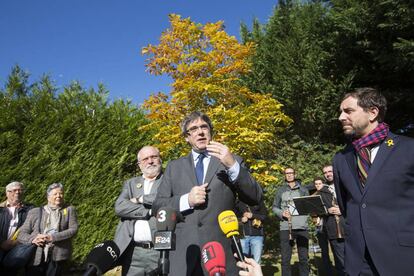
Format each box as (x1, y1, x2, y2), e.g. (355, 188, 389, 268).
(386, 139, 394, 147)
(63, 208, 67, 216)
(136, 183, 142, 189)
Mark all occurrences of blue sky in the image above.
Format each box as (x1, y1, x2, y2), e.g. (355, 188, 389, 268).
(0, 1, 277, 104)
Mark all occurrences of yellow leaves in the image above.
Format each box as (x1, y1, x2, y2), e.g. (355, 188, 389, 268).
(140, 14, 291, 185)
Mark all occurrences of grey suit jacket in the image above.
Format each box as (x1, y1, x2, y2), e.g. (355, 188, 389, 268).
(17, 205, 78, 265)
(114, 174, 162, 255)
(152, 153, 262, 276)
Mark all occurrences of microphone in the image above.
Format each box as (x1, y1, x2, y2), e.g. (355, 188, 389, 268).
(83, 240, 120, 276)
(154, 207, 177, 276)
(218, 210, 246, 264)
(201, 241, 226, 276)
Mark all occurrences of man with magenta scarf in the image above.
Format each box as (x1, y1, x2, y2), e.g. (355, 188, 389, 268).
(333, 87, 414, 276)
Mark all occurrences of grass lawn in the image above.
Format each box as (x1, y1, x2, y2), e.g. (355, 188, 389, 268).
(262, 249, 337, 276)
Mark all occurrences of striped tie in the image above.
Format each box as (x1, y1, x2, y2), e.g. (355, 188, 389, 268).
(357, 147, 371, 187)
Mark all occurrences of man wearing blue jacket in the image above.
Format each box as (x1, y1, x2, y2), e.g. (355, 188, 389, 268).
(334, 87, 414, 275)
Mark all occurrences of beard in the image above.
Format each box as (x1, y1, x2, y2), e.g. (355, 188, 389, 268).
(142, 164, 161, 178)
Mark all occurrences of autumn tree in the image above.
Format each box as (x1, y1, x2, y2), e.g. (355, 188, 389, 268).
(141, 14, 292, 186)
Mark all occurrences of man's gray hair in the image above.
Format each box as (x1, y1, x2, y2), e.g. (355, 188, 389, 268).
(47, 183, 64, 196)
(6, 181, 24, 192)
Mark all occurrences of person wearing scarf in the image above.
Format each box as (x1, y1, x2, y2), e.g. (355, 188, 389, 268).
(18, 183, 78, 276)
(333, 87, 414, 276)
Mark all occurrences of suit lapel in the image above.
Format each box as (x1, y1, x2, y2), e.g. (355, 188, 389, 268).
(150, 174, 163, 193)
(204, 156, 220, 185)
(363, 133, 398, 195)
(344, 144, 363, 194)
(186, 153, 199, 187)
(133, 176, 145, 197)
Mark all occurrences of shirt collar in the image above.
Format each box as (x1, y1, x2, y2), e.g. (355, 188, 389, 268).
(6, 201, 22, 208)
(191, 150, 210, 162)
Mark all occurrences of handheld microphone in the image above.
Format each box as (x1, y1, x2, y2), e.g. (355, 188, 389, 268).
(218, 210, 246, 264)
(154, 207, 177, 276)
(83, 240, 120, 276)
(201, 241, 226, 276)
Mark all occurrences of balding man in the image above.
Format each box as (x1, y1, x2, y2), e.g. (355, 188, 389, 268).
(114, 146, 163, 276)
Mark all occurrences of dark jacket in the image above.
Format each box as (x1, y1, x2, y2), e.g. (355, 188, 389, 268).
(334, 132, 414, 276)
(316, 186, 345, 240)
(235, 200, 267, 237)
(0, 201, 34, 244)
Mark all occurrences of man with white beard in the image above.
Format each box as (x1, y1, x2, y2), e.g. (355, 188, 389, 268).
(114, 146, 163, 276)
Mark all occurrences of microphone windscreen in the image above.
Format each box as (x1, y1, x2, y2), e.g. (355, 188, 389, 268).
(218, 210, 239, 238)
(84, 240, 120, 274)
(201, 241, 226, 276)
(156, 207, 177, 231)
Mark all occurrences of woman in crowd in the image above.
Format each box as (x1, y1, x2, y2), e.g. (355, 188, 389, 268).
(18, 183, 78, 276)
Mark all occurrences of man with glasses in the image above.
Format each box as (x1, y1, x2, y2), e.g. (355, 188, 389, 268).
(272, 167, 309, 276)
(153, 111, 262, 275)
(0, 181, 34, 273)
(114, 146, 162, 275)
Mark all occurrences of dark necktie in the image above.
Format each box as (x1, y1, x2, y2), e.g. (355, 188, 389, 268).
(357, 147, 371, 187)
(195, 153, 205, 185)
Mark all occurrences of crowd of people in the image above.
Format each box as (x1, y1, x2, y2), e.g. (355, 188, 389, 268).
(1, 87, 414, 276)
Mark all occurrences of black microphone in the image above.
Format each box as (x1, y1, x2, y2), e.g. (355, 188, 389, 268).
(154, 207, 177, 276)
(83, 240, 120, 276)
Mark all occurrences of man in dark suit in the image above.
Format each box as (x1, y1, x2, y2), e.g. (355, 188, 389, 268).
(114, 146, 162, 276)
(334, 87, 414, 276)
(152, 111, 262, 276)
(314, 176, 345, 276)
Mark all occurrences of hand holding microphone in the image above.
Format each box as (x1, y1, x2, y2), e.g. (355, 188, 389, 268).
(236, 257, 263, 276)
(218, 210, 246, 268)
(201, 241, 226, 276)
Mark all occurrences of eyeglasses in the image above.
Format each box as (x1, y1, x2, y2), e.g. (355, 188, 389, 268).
(284, 172, 295, 175)
(138, 155, 160, 164)
(186, 124, 209, 135)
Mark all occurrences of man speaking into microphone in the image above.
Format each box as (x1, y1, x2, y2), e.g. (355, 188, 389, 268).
(153, 111, 262, 275)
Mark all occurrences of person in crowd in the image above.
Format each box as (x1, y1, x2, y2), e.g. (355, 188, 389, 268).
(0, 181, 34, 274)
(235, 199, 267, 264)
(236, 256, 263, 276)
(314, 176, 345, 276)
(320, 165, 345, 276)
(272, 167, 309, 276)
(18, 183, 78, 276)
(152, 111, 262, 275)
(322, 165, 335, 196)
(334, 87, 414, 275)
(311, 177, 333, 276)
(114, 146, 162, 275)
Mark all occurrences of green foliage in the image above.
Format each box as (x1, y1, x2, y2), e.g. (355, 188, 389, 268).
(242, 0, 414, 142)
(241, 1, 353, 143)
(0, 66, 151, 262)
(329, 0, 414, 130)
